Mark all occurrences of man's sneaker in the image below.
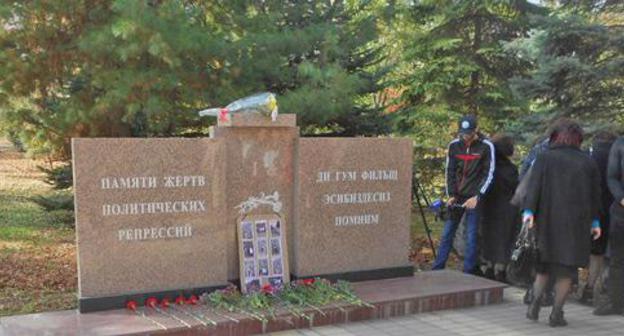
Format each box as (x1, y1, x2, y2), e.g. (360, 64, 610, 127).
(593, 303, 623, 316)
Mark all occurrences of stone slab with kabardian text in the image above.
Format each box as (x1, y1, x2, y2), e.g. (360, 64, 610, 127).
(292, 138, 413, 280)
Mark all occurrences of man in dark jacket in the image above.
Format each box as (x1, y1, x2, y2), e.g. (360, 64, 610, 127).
(594, 136, 624, 316)
(432, 115, 495, 274)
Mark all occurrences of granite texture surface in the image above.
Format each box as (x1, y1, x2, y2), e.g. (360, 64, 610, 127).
(218, 113, 297, 128)
(292, 138, 413, 277)
(213, 124, 298, 280)
(72, 138, 228, 299)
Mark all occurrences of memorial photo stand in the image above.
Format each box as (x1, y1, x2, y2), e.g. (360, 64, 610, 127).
(236, 192, 290, 294)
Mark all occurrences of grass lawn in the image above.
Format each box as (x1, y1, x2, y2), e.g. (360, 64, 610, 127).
(0, 139, 77, 316)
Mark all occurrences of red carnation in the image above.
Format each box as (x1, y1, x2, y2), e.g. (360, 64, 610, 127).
(261, 284, 274, 295)
(160, 298, 170, 308)
(175, 295, 186, 305)
(302, 278, 315, 286)
(145, 297, 158, 308)
(126, 300, 137, 311)
(186, 295, 199, 305)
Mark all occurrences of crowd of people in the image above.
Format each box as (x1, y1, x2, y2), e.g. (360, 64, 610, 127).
(432, 115, 624, 328)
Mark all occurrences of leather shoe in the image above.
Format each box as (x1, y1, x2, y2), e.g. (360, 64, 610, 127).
(549, 309, 567, 327)
(593, 303, 623, 316)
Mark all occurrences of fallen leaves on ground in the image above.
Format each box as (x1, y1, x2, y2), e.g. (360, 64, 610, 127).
(0, 243, 76, 292)
(0, 139, 78, 316)
(410, 235, 460, 271)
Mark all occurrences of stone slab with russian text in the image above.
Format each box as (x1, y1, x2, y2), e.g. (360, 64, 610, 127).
(72, 138, 228, 299)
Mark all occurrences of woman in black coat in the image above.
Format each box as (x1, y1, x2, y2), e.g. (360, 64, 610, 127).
(523, 119, 602, 327)
(480, 135, 520, 282)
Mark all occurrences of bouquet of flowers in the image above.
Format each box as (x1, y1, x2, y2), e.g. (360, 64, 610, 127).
(198, 92, 278, 124)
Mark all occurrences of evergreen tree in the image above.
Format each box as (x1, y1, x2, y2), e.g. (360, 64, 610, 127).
(393, 0, 545, 143)
(0, 1, 228, 159)
(0, 0, 390, 160)
(205, 0, 390, 136)
(506, 1, 624, 135)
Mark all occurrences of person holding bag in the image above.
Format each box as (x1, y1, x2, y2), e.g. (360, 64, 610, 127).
(523, 118, 602, 327)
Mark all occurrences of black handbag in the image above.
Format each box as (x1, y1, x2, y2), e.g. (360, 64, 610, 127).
(507, 223, 538, 286)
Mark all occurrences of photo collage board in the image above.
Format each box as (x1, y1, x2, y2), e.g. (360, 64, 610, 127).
(238, 214, 290, 293)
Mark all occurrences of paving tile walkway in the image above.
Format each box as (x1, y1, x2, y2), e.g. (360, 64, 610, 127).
(270, 287, 624, 336)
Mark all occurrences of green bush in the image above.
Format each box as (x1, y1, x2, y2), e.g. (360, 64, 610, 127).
(37, 164, 73, 190)
(29, 191, 74, 212)
(6, 131, 26, 152)
(46, 210, 75, 228)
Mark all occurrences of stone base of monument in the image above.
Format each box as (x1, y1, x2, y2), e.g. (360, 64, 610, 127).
(291, 265, 415, 283)
(0, 271, 505, 336)
(79, 285, 226, 313)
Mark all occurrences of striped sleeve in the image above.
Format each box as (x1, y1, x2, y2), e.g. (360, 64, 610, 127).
(479, 139, 496, 195)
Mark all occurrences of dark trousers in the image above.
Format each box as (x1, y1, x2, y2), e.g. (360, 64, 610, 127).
(609, 227, 624, 308)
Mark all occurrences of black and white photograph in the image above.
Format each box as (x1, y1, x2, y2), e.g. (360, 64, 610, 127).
(244, 260, 255, 278)
(258, 259, 269, 276)
(269, 220, 281, 237)
(243, 241, 254, 258)
(272, 257, 283, 275)
(242, 221, 254, 239)
(257, 239, 267, 257)
(245, 279, 261, 293)
(268, 276, 284, 288)
(256, 221, 267, 237)
(270, 238, 281, 256)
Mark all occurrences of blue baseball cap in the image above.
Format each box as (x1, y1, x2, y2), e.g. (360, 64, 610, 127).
(458, 115, 477, 134)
